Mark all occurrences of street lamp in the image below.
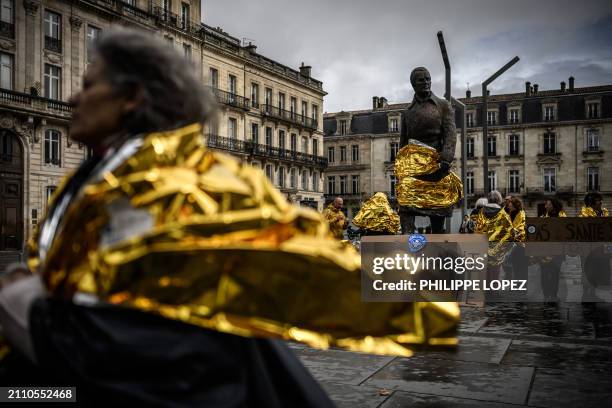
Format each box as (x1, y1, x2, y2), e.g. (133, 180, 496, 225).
(482, 56, 520, 195)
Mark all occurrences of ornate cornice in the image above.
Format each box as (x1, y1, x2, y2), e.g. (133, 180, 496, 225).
(23, 0, 40, 16)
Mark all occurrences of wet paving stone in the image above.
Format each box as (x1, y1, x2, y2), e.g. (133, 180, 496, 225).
(321, 383, 391, 408)
(423, 336, 511, 364)
(501, 340, 612, 372)
(528, 368, 612, 408)
(363, 356, 534, 405)
(380, 391, 528, 408)
(293, 346, 395, 385)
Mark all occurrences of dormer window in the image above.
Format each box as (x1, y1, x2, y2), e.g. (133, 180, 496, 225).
(486, 111, 497, 126)
(544, 106, 555, 121)
(466, 112, 475, 127)
(339, 119, 347, 135)
(509, 109, 520, 124)
(587, 101, 600, 119)
(389, 118, 399, 132)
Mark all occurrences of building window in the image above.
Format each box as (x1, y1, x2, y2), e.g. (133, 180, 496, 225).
(312, 139, 318, 156)
(183, 43, 191, 60)
(301, 136, 307, 153)
(587, 167, 599, 191)
(265, 164, 273, 181)
(44, 64, 61, 100)
(228, 74, 237, 95)
(301, 101, 307, 118)
(251, 83, 259, 108)
(390, 142, 399, 161)
(264, 87, 272, 110)
(278, 130, 285, 150)
(389, 175, 397, 197)
(44, 10, 61, 53)
(488, 170, 497, 191)
(508, 134, 520, 156)
(162, 0, 171, 13)
(327, 146, 335, 163)
(86, 26, 100, 64)
(278, 167, 285, 188)
(180, 2, 190, 31)
(543, 132, 556, 154)
(340, 145, 347, 162)
(44, 129, 61, 166)
(509, 109, 520, 124)
(544, 168, 556, 192)
(487, 135, 497, 156)
(301, 170, 308, 190)
(45, 186, 57, 205)
(312, 105, 318, 124)
(587, 102, 600, 119)
(466, 112, 474, 127)
(389, 118, 398, 132)
(339, 119, 347, 135)
(290, 97, 297, 118)
(351, 145, 359, 162)
(290, 133, 297, 151)
(466, 171, 474, 195)
(509, 170, 520, 193)
(251, 123, 259, 144)
(209, 68, 218, 88)
(466, 137, 474, 159)
(313, 172, 319, 192)
(327, 176, 336, 194)
(278, 92, 285, 110)
(265, 127, 272, 146)
(587, 129, 600, 152)
(544, 106, 555, 121)
(1, 129, 13, 159)
(0, 0, 14, 39)
(351, 175, 359, 194)
(487, 111, 497, 126)
(290, 168, 296, 188)
(339, 175, 347, 194)
(0, 52, 12, 90)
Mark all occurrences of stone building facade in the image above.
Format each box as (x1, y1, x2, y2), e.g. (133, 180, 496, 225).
(0, 0, 327, 255)
(324, 80, 612, 220)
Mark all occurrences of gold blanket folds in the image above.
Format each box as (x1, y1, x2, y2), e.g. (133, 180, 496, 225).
(29, 124, 458, 357)
(353, 192, 400, 234)
(394, 141, 463, 209)
(578, 206, 609, 217)
(475, 208, 514, 265)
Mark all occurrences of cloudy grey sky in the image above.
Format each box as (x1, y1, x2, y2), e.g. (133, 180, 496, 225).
(202, 0, 612, 113)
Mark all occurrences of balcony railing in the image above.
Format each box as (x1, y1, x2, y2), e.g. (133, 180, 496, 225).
(526, 186, 574, 195)
(261, 104, 317, 129)
(209, 87, 250, 111)
(205, 134, 327, 167)
(151, 6, 203, 35)
(0, 21, 14, 39)
(44, 36, 62, 53)
(0, 88, 73, 116)
(91, 0, 150, 20)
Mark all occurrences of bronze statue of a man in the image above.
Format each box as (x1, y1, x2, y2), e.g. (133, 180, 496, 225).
(399, 67, 457, 233)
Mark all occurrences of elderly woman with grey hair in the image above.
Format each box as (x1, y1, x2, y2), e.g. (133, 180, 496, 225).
(0, 28, 334, 407)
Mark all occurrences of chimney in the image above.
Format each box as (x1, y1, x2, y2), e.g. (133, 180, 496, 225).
(299, 62, 311, 78)
(569, 76, 575, 92)
(525, 81, 531, 96)
(244, 42, 257, 53)
(466, 89, 471, 98)
(560, 81, 566, 92)
(533, 84, 539, 94)
(372, 96, 379, 110)
(379, 97, 388, 108)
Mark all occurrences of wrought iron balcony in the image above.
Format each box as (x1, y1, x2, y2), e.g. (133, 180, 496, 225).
(0, 21, 14, 39)
(0, 88, 73, 117)
(151, 6, 202, 35)
(526, 186, 573, 196)
(205, 134, 327, 167)
(44, 36, 62, 53)
(261, 105, 317, 129)
(209, 87, 250, 111)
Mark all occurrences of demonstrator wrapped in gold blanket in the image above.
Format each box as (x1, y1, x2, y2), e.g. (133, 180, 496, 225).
(29, 123, 459, 357)
(395, 140, 463, 210)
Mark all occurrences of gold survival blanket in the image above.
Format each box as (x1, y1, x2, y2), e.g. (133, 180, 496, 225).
(322, 203, 347, 239)
(394, 141, 463, 209)
(475, 207, 514, 265)
(353, 192, 400, 234)
(579, 206, 609, 217)
(28, 124, 459, 357)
